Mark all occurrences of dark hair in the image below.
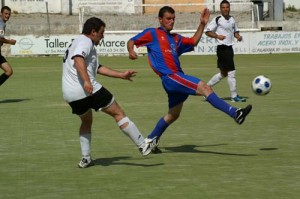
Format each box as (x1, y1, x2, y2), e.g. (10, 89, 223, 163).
(82, 17, 106, 35)
(158, 6, 175, 18)
(1, 6, 11, 13)
(220, 0, 230, 7)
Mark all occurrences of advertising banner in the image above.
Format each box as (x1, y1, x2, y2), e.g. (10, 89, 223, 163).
(10, 31, 300, 56)
(249, 32, 300, 54)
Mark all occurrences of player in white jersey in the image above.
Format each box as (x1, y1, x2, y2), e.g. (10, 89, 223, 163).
(0, 6, 16, 87)
(205, 0, 246, 102)
(62, 17, 153, 168)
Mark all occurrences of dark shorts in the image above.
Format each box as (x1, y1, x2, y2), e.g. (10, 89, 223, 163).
(0, 54, 7, 65)
(68, 86, 114, 115)
(217, 45, 235, 71)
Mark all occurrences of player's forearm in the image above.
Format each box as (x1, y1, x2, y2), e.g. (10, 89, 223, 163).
(0, 37, 15, 44)
(98, 66, 123, 78)
(205, 31, 218, 39)
(127, 40, 135, 53)
(193, 23, 205, 45)
(127, 40, 138, 59)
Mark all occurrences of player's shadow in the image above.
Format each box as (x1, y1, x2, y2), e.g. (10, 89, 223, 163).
(162, 144, 257, 156)
(93, 156, 164, 167)
(0, 98, 30, 103)
(221, 96, 249, 101)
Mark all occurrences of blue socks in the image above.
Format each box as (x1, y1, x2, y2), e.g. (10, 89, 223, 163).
(206, 92, 237, 118)
(148, 93, 236, 140)
(148, 117, 169, 139)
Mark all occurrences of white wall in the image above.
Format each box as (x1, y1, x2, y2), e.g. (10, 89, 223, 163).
(3, 0, 62, 14)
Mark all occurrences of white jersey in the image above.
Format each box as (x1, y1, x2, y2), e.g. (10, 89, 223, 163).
(62, 34, 102, 103)
(205, 15, 239, 46)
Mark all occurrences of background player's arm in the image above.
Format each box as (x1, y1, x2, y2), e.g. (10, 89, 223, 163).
(205, 31, 226, 40)
(0, 37, 16, 45)
(234, 32, 242, 41)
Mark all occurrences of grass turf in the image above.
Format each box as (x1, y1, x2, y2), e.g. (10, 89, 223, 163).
(0, 53, 299, 199)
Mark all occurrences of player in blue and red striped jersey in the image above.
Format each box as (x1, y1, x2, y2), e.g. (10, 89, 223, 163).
(127, 6, 252, 153)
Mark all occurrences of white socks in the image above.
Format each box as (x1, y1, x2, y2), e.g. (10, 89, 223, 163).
(227, 70, 237, 98)
(79, 117, 145, 159)
(79, 133, 91, 159)
(118, 117, 145, 148)
(207, 72, 223, 86)
(207, 71, 238, 98)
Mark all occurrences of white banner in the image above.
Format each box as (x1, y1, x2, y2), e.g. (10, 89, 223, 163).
(250, 32, 300, 54)
(10, 31, 300, 56)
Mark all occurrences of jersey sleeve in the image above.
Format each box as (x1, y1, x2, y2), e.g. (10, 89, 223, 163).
(72, 39, 92, 59)
(233, 18, 239, 33)
(130, 28, 153, 48)
(205, 17, 217, 33)
(177, 35, 194, 55)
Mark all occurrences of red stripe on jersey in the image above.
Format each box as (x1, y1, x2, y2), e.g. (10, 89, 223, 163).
(155, 29, 178, 73)
(181, 36, 195, 46)
(169, 73, 198, 91)
(134, 31, 153, 48)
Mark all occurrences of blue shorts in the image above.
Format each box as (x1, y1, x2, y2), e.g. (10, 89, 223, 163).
(161, 73, 201, 108)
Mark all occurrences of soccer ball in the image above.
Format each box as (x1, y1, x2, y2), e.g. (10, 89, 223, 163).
(252, 75, 272, 95)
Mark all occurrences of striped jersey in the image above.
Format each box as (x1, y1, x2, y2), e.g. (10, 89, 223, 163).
(205, 15, 239, 46)
(130, 27, 195, 76)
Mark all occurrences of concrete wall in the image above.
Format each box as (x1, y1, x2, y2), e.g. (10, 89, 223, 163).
(143, 0, 205, 14)
(0, 0, 299, 14)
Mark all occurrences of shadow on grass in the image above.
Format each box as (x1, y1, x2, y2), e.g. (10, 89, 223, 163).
(93, 156, 164, 167)
(163, 144, 257, 156)
(0, 98, 30, 103)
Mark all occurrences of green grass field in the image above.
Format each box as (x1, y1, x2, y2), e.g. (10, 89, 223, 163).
(0, 53, 299, 199)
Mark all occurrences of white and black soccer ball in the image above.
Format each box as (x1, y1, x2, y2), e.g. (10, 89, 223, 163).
(252, 75, 272, 96)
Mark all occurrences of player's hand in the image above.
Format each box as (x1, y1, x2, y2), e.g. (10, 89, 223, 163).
(84, 81, 93, 95)
(10, 39, 16, 45)
(237, 36, 243, 42)
(200, 8, 210, 25)
(129, 51, 138, 60)
(217, 35, 226, 40)
(123, 70, 137, 81)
